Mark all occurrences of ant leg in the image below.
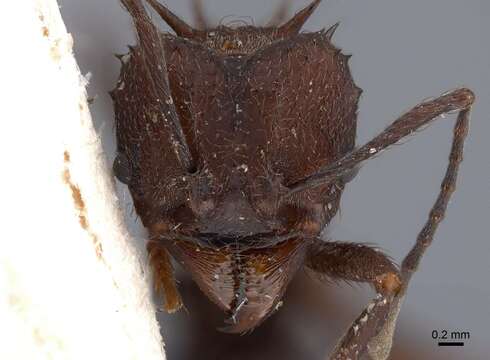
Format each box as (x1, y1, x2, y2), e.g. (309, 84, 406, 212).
(401, 108, 472, 278)
(306, 240, 402, 296)
(118, 0, 197, 172)
(147, 241, 183, 313)
(287, 88, 474, 196)
(323, 94, 474, 358)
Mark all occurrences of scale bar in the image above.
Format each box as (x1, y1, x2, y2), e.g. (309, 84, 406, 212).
(438, 342, 465, 347)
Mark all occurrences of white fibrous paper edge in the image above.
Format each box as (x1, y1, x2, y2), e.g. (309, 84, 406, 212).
(0, 1, 165, 359)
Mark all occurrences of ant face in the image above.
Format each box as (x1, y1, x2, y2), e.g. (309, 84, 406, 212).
(113, 0, 474, 356)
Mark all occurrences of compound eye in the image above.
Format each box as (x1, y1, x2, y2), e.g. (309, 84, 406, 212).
(113, 152, 132, 184)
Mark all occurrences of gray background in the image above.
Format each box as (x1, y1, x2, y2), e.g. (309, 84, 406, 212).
(60, 0, 489, 359)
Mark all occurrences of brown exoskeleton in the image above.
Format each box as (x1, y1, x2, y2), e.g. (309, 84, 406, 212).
(111, 0, 474, 354)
